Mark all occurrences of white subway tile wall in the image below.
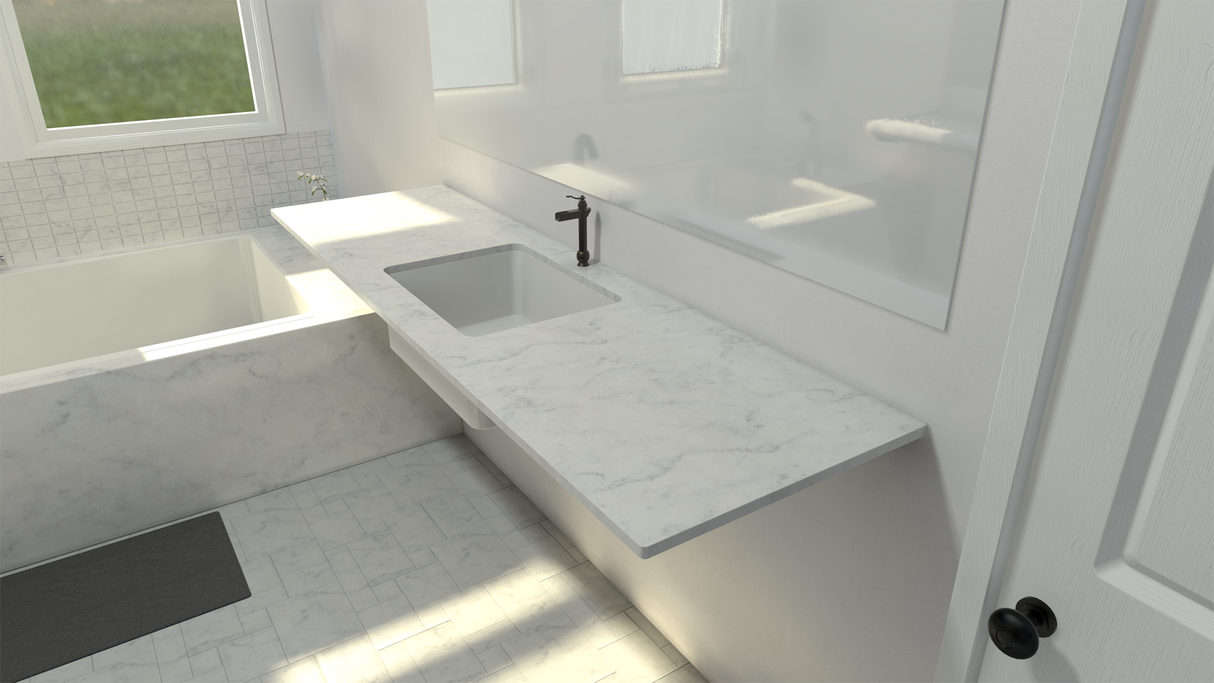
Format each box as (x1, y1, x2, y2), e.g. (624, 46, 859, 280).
(0, 131, 337, 265)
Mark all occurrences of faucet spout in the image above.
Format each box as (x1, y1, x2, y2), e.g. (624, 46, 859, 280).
(555, 195, 591, 267)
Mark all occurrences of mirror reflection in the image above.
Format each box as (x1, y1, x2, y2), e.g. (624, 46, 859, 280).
(427, 0, 1004, 329)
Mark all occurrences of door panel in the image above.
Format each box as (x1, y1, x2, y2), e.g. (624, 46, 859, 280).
(1125, 288, 1213, 607)
(979, 1, 1214, 680)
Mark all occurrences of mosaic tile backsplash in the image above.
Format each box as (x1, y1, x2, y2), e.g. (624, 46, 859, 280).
(0, 131, 337, 265)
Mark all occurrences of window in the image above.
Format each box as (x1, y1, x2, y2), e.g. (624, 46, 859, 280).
(0, 0, 283, 157)
(621, 0, 723, 76)
(426, 0, 517, 90)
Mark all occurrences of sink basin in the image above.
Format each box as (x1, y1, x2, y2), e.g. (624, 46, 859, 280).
(385, 244, 620, 336)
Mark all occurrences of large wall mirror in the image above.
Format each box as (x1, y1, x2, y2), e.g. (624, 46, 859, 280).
(427, 0, 1005, 329)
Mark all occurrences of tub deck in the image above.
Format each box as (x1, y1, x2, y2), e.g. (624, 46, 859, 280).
(0, 226, 367, 392)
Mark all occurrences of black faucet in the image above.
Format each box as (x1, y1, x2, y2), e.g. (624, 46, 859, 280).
(555, 195, 591, 267)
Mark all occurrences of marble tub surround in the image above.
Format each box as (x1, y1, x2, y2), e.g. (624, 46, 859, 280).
(0, 224, 366, 393)
(0, 226, 461, 572)
(0, 314, 460, 572)
(12, 435, 700, 683)
(272, 187, 927, 559)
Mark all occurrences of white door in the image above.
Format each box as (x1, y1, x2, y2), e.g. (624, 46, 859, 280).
(978, 0, 1213, 680)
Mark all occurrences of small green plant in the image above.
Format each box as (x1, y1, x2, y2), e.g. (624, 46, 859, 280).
(298, 172, 329, 200)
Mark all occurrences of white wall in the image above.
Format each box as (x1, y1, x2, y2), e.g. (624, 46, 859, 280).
(311, 0, 441, 196)
(313, 0, 1082, 678)
(0, 0, 330, 163)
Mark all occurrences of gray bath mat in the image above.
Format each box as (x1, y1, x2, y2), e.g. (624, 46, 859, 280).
(0, 512, 249, 683)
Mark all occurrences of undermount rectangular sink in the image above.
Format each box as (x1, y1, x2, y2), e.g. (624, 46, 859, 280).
(385, 244, 620, 336)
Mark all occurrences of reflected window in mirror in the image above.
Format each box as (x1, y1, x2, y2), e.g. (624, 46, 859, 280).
(621, 0, 723, 75)
(427, 0, 517, 89)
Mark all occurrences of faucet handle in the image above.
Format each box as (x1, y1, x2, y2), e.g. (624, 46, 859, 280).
(566, 195, 585, 201)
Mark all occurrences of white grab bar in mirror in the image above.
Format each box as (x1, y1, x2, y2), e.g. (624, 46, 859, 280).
(866, 118, 980, 154)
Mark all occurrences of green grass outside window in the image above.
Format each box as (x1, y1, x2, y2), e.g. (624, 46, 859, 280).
(13, 0, 255, 129)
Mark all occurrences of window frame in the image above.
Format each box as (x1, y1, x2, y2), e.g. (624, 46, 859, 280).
(607, 0, 742, 102)
(0, 0, 284, 158)
(619, 0, 724, 77)
(427, 0, 519, 92)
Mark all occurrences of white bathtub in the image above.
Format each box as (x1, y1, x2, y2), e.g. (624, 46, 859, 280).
(0, 236, 310, 378)
(0, 229, 460, 572)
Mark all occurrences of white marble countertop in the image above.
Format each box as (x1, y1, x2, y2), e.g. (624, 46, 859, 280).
(272, 187, 926, 558)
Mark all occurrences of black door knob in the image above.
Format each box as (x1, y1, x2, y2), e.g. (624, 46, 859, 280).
(987, 596, 1057, 659)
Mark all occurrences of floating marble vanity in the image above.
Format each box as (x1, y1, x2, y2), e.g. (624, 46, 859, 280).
(272, 186, 925, 559)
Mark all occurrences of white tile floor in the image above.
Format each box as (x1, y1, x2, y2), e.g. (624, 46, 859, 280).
(22, 435, 708, 683)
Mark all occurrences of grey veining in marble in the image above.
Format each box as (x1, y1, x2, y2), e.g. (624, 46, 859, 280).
(0, 225, 461, 572)
(0, 314, 460, 572)
(273, 187, 927, 558)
